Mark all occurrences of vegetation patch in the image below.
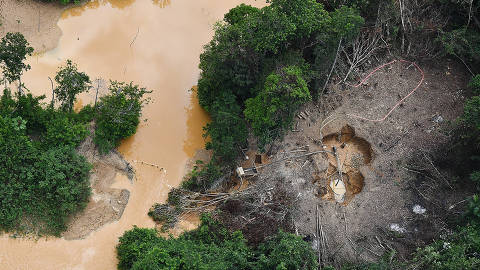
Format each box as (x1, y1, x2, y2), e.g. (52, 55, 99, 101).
(117, 214, 318, 270)
(0, 32, 148, 236)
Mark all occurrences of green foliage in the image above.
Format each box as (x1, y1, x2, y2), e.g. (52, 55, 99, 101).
(0, 114, 91, 235)
(471, 171, 480, 190)
(0, 32, 34, 84)
(181, 160, 222, 192)
(74, 104, 96, 123)
(8, 91, 47, 134)
(244, 66, 311, 150)
(329, 6, 364, 40)
(224, 4, 259, 25)
(439, 28, 480, 67)
(195, 0, 364, 174)
(42, 112, 88, 148)
(466, 195, 480, 223)
(469, 75, 480, 95)
(117, 226, 163, 270)
(54, 60, 91, 112)
(0, 115, 36, 231)
(94, 81, 151, 154)
(204, 101, 249, 165)
(255, 230, 318, 270)
(117, 215, 318, 270)
(117, 215, 252, 270)
(411, 225, 480, 270)
(462, 96, 480, 131)
(31, 145, 91, 234)
(320, 0, 382, 21)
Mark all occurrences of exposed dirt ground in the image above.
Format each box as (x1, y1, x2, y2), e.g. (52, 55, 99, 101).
(228, 58, 474, 266)
(64, 123, 134, 240)
(0, 0, 65, 53)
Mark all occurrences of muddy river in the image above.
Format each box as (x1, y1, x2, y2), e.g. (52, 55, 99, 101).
(0, 0, 264, 269)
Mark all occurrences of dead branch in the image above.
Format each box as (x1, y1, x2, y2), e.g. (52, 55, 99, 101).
(342, 30, 382, 82)
(322, 38, 342, 96)
(130, 27, 140, 47)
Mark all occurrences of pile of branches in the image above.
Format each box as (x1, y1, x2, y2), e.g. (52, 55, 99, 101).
(148, 178, 298, 245)
(148, 186, 254, 231)
(331, 0, 454, 85)
(216, 179, 297, 245)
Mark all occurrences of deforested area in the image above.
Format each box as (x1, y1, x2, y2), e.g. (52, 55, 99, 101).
(1, 0, 479, 269)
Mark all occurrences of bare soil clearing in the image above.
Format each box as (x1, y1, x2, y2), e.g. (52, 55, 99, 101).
(216, 58, 473, 265)
(65, 123, 134, 240)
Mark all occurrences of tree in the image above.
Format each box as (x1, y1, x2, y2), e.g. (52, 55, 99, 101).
(0, 115, 36, 231)
(0, 32, 34, 93)
(224, 4, 259, 25)
(42, 112, 88, 148)
(244, 65, 311, 150)
(118, 214, 318, 270)
(0, 113, 92, 235)
(94, 81, 151, 154)
(54, 60, 91, 112)
(255, 230, 318, 270)
(32, 145, 91, 235)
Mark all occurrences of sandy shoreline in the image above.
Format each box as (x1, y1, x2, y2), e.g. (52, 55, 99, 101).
(0, 0, 65, 53)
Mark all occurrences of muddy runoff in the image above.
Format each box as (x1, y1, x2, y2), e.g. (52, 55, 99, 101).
(313, 125, 374, 205)
(0, 0, 265, 269)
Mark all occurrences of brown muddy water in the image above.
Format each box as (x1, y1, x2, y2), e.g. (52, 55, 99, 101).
(0, 0, 265, 269)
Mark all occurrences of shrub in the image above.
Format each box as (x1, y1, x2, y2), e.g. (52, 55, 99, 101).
(462, 96, 480, 131)
(0, 115, 37, 231)
(31, 145, 91, 234)
(94, 81, 151, 154)
(254, 230, 318, 270)
(181, 160, 222, 192)
(200, 90, 249, 165)
(469, 74, 480, 95)
(0, 89, 47, 134)
(244, 65, 311, 150)
(41, 112, 88, 148)
(412, 225, 480, 270)
(224, 4, 260, 25)
(439, 28, 480, 67)
(75, 104, 96, 123)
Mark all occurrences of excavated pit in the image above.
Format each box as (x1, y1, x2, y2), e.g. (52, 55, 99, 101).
(314, 125, 373, 205)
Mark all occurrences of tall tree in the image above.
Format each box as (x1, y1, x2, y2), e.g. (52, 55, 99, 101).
(94, 81, 151, 154)
(0, 32, 34, 94)
(54, 60, 91, 112)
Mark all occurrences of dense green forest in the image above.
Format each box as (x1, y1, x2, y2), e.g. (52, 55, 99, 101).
(117, 214, 318, 270)
(135, 0, 480, 269)
(0, 32, 149, 235)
